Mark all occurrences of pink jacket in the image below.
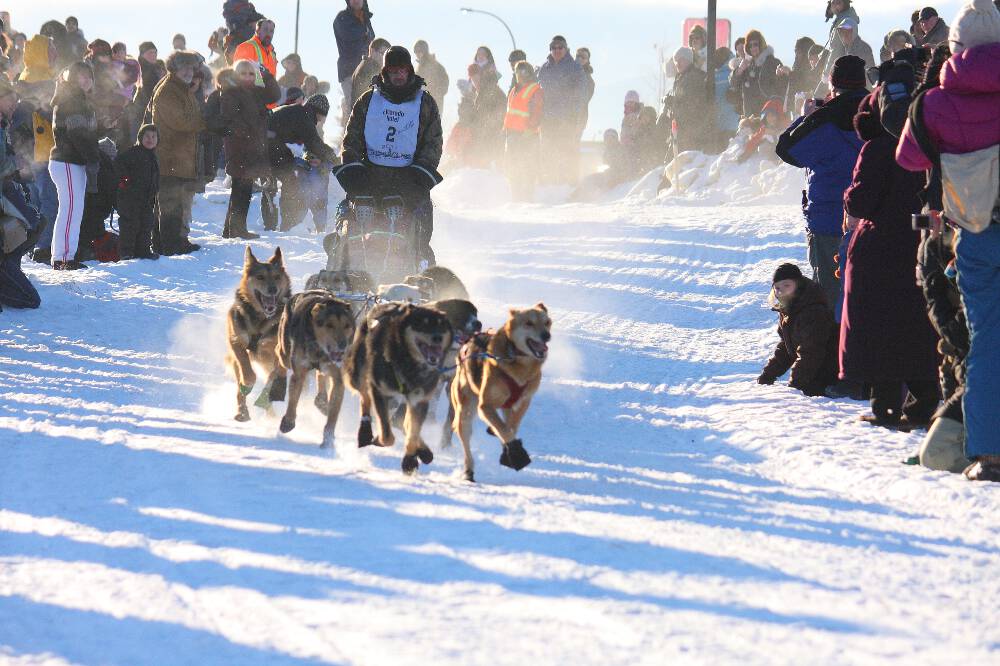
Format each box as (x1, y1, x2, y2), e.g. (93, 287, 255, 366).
(896, 43, 1000, 172)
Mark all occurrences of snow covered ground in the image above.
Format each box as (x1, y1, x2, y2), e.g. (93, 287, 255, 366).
(1, 171, 999, 665)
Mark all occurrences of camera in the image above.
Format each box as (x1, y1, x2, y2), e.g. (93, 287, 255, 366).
(912, 213, 944, 232)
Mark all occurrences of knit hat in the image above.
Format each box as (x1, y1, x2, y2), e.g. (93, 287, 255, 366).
(673, 46, 694, 65)
(949, 0, 1000, 53)
(304, 93, 329, 116)
(382, 45, 413, 72)
(918, 7, 939, 20)
(138, 41, 156, 56)
(830, 54, 867, 90)
(624, 90, 640, 104)
(772, 263, 804, 283)
(281, 53, 301, 68)
(550, 35, 568, 48)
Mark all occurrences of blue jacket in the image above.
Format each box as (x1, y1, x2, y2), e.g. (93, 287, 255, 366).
(715, 63, 739, 133)
(333, 1, 374, 82)
(537, 54, 584, 125)
(776, 90, 867, 236)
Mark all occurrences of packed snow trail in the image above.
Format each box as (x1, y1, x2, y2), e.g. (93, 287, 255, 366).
(1, 174, 998, 665)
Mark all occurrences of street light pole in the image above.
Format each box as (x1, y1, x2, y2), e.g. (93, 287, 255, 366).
(460, 7, 517, 51)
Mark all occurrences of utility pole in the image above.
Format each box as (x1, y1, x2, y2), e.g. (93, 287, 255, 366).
(294, 0, 301, 53)
(706, 0, 717, 102)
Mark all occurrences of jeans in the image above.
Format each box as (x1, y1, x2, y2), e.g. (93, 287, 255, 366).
(955, 224, 1000, 458)
(807, 230, 842, 316)
(31, 162, 59, 248)
(0, 253, 40, 310)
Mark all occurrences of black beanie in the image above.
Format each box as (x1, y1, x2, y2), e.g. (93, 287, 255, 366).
(304, 93, 329, 116)
(383, 46, 413, 72)
(772, 263, 804, 283)
(138, 41, 157, 56)
(831, 55, 867, 90)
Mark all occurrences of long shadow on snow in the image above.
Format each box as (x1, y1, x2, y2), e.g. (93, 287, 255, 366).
(0, 596, 328, 666)
(0, 434, 884, 638)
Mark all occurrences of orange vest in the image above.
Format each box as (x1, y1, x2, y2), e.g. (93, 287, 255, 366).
(233, 37, 278, 109)
(504, 82, 541, 133)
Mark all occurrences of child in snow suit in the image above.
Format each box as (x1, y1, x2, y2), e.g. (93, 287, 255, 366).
(758, 263, 840, 396)
(114, 125, 159, 259)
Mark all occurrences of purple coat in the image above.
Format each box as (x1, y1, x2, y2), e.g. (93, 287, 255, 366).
(840, 93, 939, 383)
(896, 43, 1000, 171)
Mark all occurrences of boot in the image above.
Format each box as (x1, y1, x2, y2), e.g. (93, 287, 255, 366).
(964, 456, 1000, 482)
(919, 417, 969, 473)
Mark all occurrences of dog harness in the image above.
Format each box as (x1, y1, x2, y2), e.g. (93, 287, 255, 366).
(496, 366, 527, 410)
(364, 88, 423, 167)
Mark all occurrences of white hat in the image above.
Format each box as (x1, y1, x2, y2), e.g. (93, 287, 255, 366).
(673, 46, 694, 65)
(949, 0, 1000, 53)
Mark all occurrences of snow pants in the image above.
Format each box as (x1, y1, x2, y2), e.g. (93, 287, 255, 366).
(30, 162, 59, 249)
(48, 160, 87, 265)
(0, 253, 40, 310)
(807, 230, 841, 317)
(955, 224, 1000, 458)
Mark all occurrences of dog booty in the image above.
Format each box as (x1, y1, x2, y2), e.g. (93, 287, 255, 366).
(269, 375, 287, 402)
(357, 417, 374, 448)
(499, 439, 532, 471)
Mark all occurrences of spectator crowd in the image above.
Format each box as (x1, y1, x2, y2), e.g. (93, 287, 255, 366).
(0, 0, 999, 480)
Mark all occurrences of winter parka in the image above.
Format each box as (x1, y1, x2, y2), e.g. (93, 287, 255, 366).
(49, 84, 100, 166)
(776, 89, 867, 236)
(416, 54, 449, 108)
(537, 54, 584, 127)
(150, 74, 207, 180)
(730, 46, 783, 118)
(839, 92, 939, 383)
(333, 0, 375, 82)
(114, 126, 159, 221)
(896, 43, 1000, 172)
(761, 279, 840, 395)
(220, 68, 282, 179)
(341, 74, 443, 188)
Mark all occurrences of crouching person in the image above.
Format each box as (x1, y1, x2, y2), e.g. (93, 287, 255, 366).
(757, 263, 839, 396)
(114, 124, 160, 259)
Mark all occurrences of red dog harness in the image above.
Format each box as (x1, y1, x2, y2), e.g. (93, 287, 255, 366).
(497, 366, 526, 409)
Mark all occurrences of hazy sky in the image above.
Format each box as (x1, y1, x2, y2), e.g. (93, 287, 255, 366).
(15, 0, 965, 137)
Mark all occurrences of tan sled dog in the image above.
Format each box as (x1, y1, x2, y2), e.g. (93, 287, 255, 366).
(226, 247, 292, 421)
(276, 290, 356, 448)
(451, 303, 551, 482)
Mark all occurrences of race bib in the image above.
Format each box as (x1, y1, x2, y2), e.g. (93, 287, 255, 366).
(365, 89, 422, 167)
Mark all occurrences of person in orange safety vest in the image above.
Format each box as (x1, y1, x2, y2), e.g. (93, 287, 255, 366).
(503, 60, 544, 201)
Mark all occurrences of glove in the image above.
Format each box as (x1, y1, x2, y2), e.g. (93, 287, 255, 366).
(406, 164, 442, 190)
(757, 373, 776, 385)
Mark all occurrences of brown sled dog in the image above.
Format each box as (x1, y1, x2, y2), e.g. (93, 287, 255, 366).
(226, 247, 292, 421)
(451, 303, 551, 482)
(275, 290, 356, 448)
(346, 303, 453, 474)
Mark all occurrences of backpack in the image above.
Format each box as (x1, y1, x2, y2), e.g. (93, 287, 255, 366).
(92, 230, 120, 263)
(909, 91, 1000, 233)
